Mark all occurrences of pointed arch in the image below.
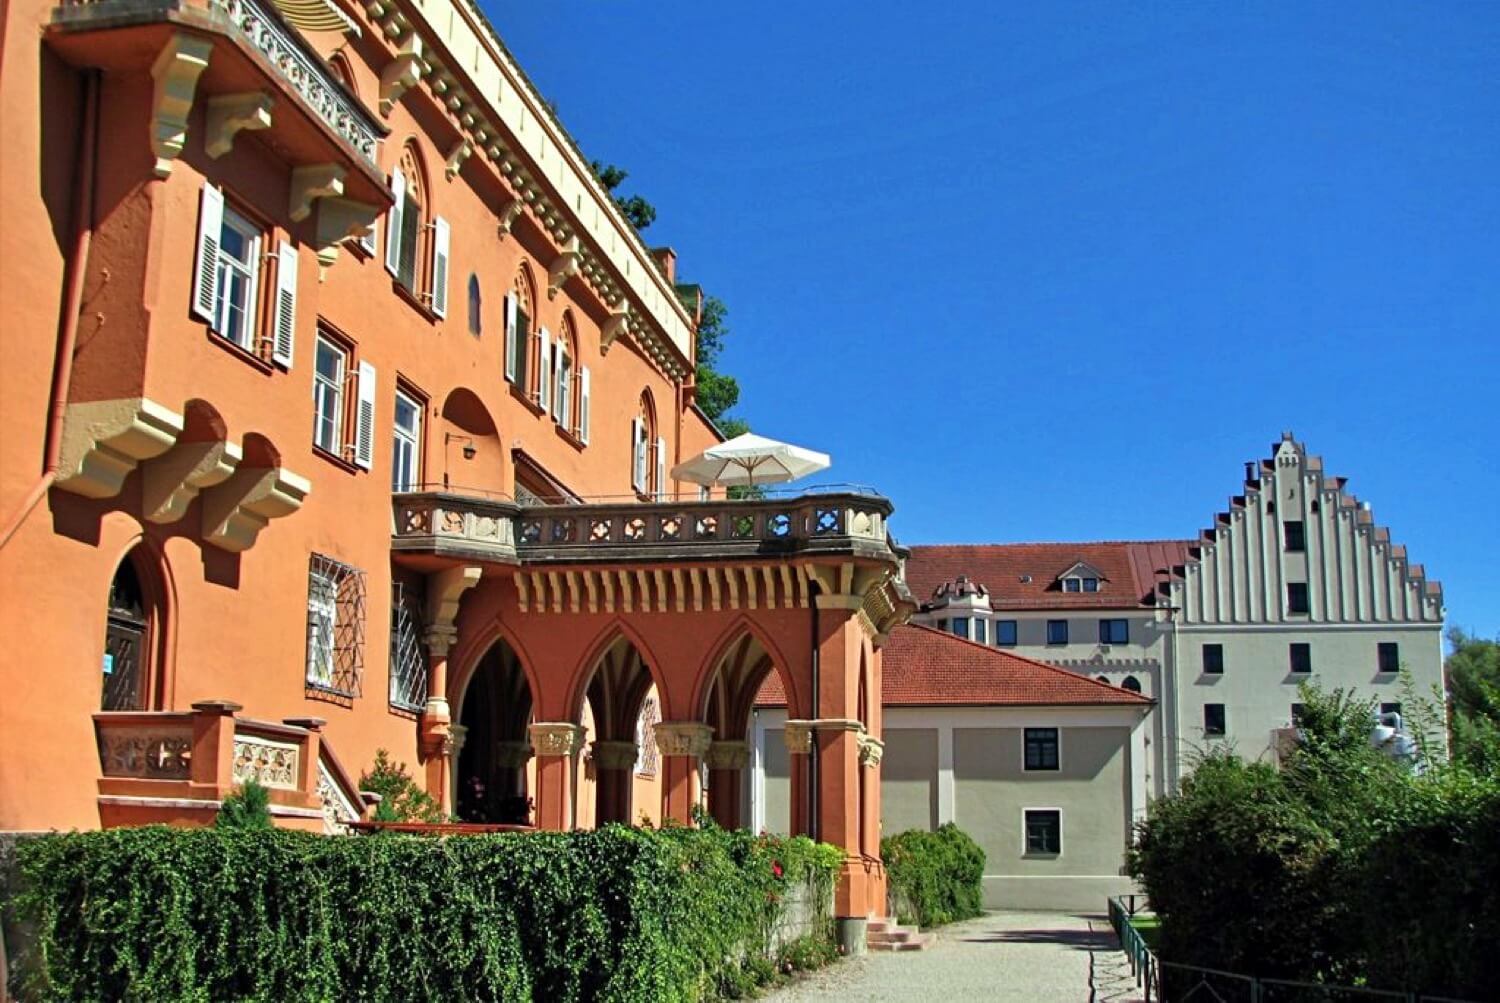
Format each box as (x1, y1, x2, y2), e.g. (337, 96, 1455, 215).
(566, 618, 670, 724)
(102, 534, 175, 711)
(691, 614, 803, 723)
(449, 620, 543, 723)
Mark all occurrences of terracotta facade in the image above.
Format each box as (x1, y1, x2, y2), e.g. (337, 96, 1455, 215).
(0, 0, 911, 922)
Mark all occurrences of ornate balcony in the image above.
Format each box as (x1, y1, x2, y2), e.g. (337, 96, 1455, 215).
(49, 0, 389, 220)
(390, 488, 900, 569)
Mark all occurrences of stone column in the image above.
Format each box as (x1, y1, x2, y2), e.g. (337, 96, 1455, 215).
(783, 720, 814, 836)
(529, 722, 584, 830)
(590, 740, 638, 826)
(654, 722, 712, 825)
(189, 699, 242, 796)
(420, 624, 458, 811)
(704, 740, 750, 829)
(858, 733, 884, 860)
(442, 723, 467, 817)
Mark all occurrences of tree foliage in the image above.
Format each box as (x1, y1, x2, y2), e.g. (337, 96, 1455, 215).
(1128, 683, 1500, 999)
(12, 824, 844, 1002)
(880, 823, 985, 929)
(359, 748, 444, 823)
(590, 161, 657, 232)
(1447, 627, 1500, 773)
(215, 779, 272, 830)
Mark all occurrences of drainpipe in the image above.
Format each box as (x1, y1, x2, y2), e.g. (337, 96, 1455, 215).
(0, 70, 100, 551)
(809, 585, 820, 842)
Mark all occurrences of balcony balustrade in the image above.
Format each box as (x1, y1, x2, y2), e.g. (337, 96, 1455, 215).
(390, 489, 899, 568)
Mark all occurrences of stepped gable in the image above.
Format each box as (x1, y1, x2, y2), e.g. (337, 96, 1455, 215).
(904, 541, 1193, 611)
(756, 624, 1153, 708)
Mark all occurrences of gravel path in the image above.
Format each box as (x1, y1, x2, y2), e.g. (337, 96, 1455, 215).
(760, 911, 1134, 1003)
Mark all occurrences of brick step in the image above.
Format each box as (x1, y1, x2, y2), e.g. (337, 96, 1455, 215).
(865, 917, 933, 951)
(867, 934, 933, 952)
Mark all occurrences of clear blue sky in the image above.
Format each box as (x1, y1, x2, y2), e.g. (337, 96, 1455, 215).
(485, 2, 1500, 640)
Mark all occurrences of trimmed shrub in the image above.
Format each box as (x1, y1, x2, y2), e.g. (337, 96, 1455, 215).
(11, 824, 843, 1002)
(215, 779, 272, 829)
(881, 823, 985, 928)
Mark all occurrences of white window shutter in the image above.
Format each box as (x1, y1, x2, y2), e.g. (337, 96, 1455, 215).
(553, 349, 566, 424)
(271, 241, 298, 368)
(355, 361, 377, 470)
(384, 168, 405, 277)
(191, 183, 224, 322)
(538, 328, 552, 413)
(359, 220, 377, 256)
(654, 437, 667, 501)
(430, 216, 450, 317)
(631, 418, 645, 492)
(578, 366, 591, 444)
(503, 293, 517, 382)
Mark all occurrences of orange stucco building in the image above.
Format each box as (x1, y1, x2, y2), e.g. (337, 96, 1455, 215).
(0, 0, 912, 932)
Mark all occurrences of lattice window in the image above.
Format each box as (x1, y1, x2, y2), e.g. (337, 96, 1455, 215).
(635, 696, 660, 777)
(306, 553, 366, 697)
(388, 582, 426, 712)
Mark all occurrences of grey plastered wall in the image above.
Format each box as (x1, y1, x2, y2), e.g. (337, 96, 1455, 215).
(879, 728, 938, 835)
(762, 729, 790, 835)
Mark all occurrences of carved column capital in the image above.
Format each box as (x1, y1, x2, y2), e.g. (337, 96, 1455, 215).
(783, 720, 814, 755)
(653, 722, 712, 758)
(591, 740, 639, 771)
(528, 722, 585, 757)
(704, 740, 750, 771)
(442, 723, 468, 758)
(491, 740, 534, 769)
(858, 734, 884, 767)
(423, 624, 458, 657)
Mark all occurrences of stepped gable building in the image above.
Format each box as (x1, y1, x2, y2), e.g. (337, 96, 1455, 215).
(904, 434, 1445, 798)
(0, 0, 913, 933)
(753, 623, 1155, 911)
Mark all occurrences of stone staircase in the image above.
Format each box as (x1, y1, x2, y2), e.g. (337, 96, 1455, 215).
(866, 916, 933, 952)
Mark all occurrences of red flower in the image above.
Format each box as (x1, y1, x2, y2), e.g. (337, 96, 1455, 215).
(772, 860, 784, 879)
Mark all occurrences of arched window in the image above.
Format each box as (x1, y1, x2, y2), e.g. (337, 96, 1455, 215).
(632, 390, 662, 498)
(553, 313, 579, 431)
(503, 265, 535, 390)
(388, 145, 427, 294)
(1096, 675, 1110, 684)
(103, 548, 164, 711)
(1121, 675, 1142, 693)
(467, 273, 482, 337)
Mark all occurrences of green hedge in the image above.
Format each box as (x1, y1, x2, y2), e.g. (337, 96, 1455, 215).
(9, 824, 843, 1002)
(881, 823, 985, 928)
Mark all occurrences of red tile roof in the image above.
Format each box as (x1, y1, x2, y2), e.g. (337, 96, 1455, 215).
(904, 541, 1194, 611)
(755, 623, 1153, 709)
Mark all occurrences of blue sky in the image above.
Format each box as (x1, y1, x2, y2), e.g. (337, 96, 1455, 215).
(486, 2, 1500, 640)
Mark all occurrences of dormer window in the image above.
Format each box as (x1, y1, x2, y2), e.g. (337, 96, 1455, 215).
(1056, 562, 1106, 594)
(1063, 576, 1100, 593)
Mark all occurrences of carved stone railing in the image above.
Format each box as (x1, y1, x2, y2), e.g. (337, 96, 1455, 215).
(392, 491, 521, 564)
(515, 493, 896, 565)
(206, 0, 379, 165)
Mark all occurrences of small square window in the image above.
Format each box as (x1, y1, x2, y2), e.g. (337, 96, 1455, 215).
(1204, 704, 1226, 736)
(1047, 620, 1069, 645)
(1287, 583, 1310, 615)
(1284, 520, 1306, 552)
(1024, 728, 1059, 771)
(1380, 702, 1402, 716)
(1378, 642, 1400, 674)
(1202, 643, 1224, 675)
(995, 620, 1018, 647)
(1082, 578, 1099, 592)
(1063, 578, 1081, 593)
(951, 617, 970, 640)
(1024, 809, 1061, 855)
(1099, 619, 1128, 644)
(1289, 643, 1312, 674)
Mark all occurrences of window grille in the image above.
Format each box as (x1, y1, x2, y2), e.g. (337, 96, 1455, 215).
(306, 553, 366, 697)
(389, 582, 427, 711)
(635, 696, 660, 777)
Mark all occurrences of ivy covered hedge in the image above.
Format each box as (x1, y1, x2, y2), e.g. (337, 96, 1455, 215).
(9, 824, 843, 1002)
(881, 823, 985, 928)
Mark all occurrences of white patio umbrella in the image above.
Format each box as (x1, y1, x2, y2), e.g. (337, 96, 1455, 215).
(671, 433, 831, 488)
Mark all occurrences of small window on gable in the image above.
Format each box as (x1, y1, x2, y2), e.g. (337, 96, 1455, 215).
(1057, 562, 1105, 595)
(467, 273, 482, 337)
(1121, 675, 1142, 693)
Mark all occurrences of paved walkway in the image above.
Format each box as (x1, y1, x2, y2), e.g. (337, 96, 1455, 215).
(761, 910, 1143, 1003)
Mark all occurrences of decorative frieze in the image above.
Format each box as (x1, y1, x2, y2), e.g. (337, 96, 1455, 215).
(653, 722, 712, 759)
(96, 727, 193, 780)
(528, 722, 584, 757)
(232, 734, 300, 789)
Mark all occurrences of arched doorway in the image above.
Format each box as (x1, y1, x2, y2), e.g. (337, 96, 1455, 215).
(703, 630, 786, 830)
(455, 639, 533, 823)
(102, 547, 165, 711)
(579, 634, 657, 827)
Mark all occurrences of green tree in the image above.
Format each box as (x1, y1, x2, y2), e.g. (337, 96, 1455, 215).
(215, 778, 272, 829)
(1447, 627, 1500, 772)
(590, 160, 657, 231)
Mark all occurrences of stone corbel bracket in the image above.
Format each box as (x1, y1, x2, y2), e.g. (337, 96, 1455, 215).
(150, 32, 213, 178)
(142, 436, 243, 524)
(205, 92, 273, 159)
(858, 734, 884, 767)
(201, 463, 311, 552)
(290, 164, 346, 222)
(445, 138, 472, 181)
(529, 722, 585, 757)
(547, 237, 581, 300)
(600, 305, 630, 353)
(55, 398, 184, 499)
(495, 198, 524, 240)
(378, 36, 424, 117)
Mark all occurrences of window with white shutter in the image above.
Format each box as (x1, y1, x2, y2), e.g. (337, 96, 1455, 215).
(384, 168, 405, 277)
(271, 241, 297, 368)
(503, 293, 517, 382)
(654, 437, 667, 501)
(354, 361, 377, 470)
(631, 417, 646, 493)
(430, 216, 450, 317)
(578, 366, 591, 444)
(554, 341, 570, 425)
(191, 183, 225, 322)
(313, 335, 347, 455)
(537, 328, 552, 413)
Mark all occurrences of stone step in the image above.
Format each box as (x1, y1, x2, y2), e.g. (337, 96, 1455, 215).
(867, 933, 933, 952)
(865, 917, 933, 951)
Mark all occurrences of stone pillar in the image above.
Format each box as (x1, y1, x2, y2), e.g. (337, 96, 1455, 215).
(442, 724, 467, 817)
(284, 716, 327, 810)
(529, 722, 584, 830)
(590, 740, 638, 826)
(420, 624, 457, 811)
(704, 740, 750, 829)
(858, 733, 884, 859)
(783, 721, 814, 836)
(189, 699, 242, 796)
(654, 722, 712, 825)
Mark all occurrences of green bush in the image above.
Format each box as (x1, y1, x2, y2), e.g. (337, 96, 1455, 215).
(215, 779, 272, 829)
(1128, 684, 1500, 1000)
(12, 824, 844, 1002)
(881, 823, 985, 928)
(359, 748, 445, 823)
